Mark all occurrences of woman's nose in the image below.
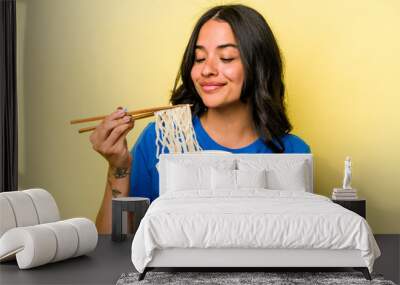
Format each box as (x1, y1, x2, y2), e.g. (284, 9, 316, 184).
(201, 58, 218, 77)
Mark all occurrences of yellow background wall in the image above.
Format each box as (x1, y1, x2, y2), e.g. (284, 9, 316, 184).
(16, 0, 400, 233)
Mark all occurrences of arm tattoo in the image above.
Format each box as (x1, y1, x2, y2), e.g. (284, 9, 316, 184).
(113, 167, 130, 179)
(111, 188, 122, 198)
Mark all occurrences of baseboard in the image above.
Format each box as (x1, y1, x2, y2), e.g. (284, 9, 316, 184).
(373, 234, 400, 284)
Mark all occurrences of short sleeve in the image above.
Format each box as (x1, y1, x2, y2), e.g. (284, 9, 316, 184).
(129, 123, 157, 200)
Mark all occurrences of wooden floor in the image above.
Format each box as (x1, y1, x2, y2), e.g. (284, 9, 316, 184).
(373, 235, 400, 284)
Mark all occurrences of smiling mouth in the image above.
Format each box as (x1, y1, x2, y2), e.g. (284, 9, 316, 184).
(200, 83, 226, 93)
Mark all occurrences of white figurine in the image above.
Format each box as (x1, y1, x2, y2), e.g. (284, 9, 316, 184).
(342, 156, 352, 189)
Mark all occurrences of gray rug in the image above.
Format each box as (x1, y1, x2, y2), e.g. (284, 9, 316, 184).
(116, 271, 396, 285)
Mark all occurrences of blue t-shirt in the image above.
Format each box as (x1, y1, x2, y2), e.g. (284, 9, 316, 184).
(129, 116, 310, 201)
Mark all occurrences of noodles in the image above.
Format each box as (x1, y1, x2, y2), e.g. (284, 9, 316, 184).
(154, 105, 202, 158)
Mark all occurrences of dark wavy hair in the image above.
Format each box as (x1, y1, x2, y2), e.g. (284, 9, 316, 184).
(170, 4, 292, 153)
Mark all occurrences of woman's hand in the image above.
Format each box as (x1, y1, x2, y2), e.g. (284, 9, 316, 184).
(92, 107, 134, 234)
(89, 107, 134, 169)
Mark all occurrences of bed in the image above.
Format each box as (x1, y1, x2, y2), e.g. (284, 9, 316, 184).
(131, 153, 380, 280)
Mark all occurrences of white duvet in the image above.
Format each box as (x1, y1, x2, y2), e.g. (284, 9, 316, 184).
(131, 190, 380, 273)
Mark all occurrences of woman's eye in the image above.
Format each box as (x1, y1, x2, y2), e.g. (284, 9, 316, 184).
(194, 58, 205, 63)
(221, 58, 234, 63)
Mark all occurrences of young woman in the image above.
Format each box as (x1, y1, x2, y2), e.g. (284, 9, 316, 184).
(90, 4, 310, 233)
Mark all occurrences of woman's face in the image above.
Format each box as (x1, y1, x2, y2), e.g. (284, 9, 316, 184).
(191, 20, 245, 109)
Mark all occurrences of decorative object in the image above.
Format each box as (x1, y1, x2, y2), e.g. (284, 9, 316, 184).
(332, 188, 358, 200)
(343, 156, 352, 189)
(332, 156, 358, 200)
(0, 189, 98, 269)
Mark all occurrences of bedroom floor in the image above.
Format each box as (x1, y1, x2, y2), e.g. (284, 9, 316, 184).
(1, 235, 397, 284)
(374, 235, 400, 284)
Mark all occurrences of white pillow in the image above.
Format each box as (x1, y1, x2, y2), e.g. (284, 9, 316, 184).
(237, 169, 267, 188)
(266, 161, 307, 191)
(211, 168, 236, 190)
(211, 168, 268, 190)
(164, 155, 236, 193)
(167, 162, 211, 191)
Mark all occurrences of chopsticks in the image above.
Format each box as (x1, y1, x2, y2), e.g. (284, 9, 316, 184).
(71, 104, 190, 133)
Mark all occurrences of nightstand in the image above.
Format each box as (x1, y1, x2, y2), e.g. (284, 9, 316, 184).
(332, 198, 366, 219)
(112, 197, 150, 242)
